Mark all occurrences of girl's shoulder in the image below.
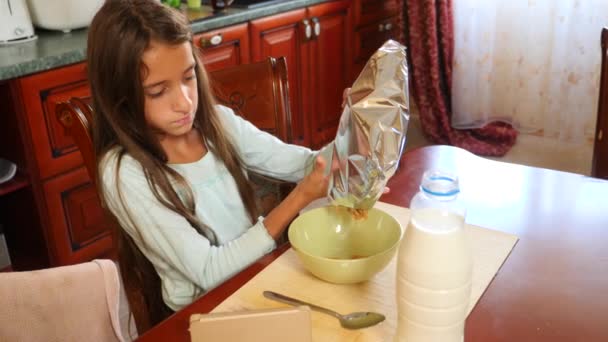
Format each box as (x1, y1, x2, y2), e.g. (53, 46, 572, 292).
(213, 104, 255, 138)
(214, 104, 236, 125)
(214, 104, 233, 116)
(99, 147, 146, 188)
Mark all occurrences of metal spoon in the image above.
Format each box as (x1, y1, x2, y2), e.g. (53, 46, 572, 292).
(263, 291, 385, 330)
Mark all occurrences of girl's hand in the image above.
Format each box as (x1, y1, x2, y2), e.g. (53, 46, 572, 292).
(296, 156, 331, 203)
(263, 155, 333, 239)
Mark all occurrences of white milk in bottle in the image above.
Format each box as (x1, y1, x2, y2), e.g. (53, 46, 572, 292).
(395, 170, 472, 342)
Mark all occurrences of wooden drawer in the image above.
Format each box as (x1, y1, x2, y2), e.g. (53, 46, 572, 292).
(354, 17, 399, 64)
(353, 0, 398, 28)
(194, 23, 250, 72)
(18, 63, 90, 180)
(43, 167, 113, 265)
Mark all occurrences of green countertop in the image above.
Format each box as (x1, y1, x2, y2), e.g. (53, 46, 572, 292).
(0, 0, 331, 82)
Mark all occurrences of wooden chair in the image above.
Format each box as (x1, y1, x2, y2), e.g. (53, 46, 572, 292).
(593, 28, 608, 179)
(56, 57, 295, 334)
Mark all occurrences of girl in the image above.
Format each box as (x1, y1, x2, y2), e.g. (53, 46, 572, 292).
(87, 0, 331, 323)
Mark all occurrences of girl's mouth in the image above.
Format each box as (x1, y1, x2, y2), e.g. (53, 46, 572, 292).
(174, 114, 193, 125)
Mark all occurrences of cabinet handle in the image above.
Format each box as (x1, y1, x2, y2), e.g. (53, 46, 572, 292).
(599, 129, 604, 141)
(378, 23, 385, 32)
(384, 22, 393, 31)
(200, 33, 223, 48)
(312, 17, 321, 37)
(302, 19, 312, 40)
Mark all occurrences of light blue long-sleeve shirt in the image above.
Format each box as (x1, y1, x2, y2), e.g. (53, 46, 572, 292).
(100, 105, 317, 310)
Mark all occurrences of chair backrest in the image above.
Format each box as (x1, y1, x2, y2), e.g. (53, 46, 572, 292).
(56, 57, 294, 334)
(0, 259, 125, 342)
(593, 28, 608, 179)
(57, 96, 97, 187)
(210, 56, 293, 143)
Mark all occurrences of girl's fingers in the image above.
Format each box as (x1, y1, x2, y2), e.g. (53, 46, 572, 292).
(314, 155, 327, 173)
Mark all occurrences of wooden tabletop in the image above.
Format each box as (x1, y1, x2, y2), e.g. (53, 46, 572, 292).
(138, 145, 608, 342)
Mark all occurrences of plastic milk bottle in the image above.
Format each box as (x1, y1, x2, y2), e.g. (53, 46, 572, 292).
(395, 170, 473, 342)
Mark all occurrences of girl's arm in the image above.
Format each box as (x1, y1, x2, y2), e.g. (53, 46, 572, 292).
(260, 155, 329, 238)
(216, 105, 335, 238)
(217, 105, 333, 182)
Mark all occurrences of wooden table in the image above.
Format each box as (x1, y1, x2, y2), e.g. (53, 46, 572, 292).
(138, 145, 608, 342)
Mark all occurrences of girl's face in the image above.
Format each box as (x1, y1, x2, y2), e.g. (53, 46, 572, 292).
(141, 40, 198, 138)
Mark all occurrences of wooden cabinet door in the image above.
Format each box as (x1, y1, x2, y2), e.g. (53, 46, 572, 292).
(352, 17, 399, 73)
(194, 23, 250, 72)
(353, 0, 399, 27)
(43, 167, 113, 265)
(18, 63, 90, 180)
(351, 0, 401, 83)
(308, 0, 351, 149)
(250, 9, 310, 147)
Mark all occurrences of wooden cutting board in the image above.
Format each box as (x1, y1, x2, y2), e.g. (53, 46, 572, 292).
(211, 202, 519, 341)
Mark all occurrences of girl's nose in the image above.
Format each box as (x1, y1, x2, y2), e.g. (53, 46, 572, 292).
(172, 84, 193, 113)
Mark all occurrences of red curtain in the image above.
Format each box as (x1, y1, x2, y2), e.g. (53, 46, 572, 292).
(404, 0, 517, 156)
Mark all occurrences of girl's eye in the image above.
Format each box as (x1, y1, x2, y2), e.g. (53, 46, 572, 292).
(147, 88, 165, 98)
(185, 73, 196, 81)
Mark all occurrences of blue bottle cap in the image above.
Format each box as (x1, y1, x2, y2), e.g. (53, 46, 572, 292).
(420, 170, 460, 197)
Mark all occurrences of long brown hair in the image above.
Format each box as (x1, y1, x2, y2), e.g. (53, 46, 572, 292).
(87, 0, 258, 331)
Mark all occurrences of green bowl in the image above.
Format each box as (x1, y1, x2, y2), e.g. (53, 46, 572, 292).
(288, 206, 403, 284)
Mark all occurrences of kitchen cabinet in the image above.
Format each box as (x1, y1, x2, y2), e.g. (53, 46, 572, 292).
(250, 0, 351, 148)
(250, 9, 310, 146)
(307, 1, 352, 148)
(354, 0, 399, 28)
(18, 63, 90, 180)
(194, 23, 251, 72)
(351, 0, 400, 81)
(42, 167, 113, 265)
(0, 63, 111, 268)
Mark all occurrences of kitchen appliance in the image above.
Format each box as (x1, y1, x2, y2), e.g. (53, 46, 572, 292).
(0, 0, 36, 45)
(27, 0, 104, 33)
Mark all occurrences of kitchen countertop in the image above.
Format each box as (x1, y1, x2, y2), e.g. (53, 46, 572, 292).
(0, 0, 332, 82)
